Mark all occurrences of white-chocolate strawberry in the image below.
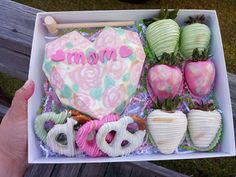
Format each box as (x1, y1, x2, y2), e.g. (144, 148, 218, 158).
(146, 97, 187, 155)
(187, 109, 222, 149)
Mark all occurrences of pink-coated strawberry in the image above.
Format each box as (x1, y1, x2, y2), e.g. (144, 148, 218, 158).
(185, 60, 215, 97)
(184, 49, 215, 97)
(147, 64, 183, 101)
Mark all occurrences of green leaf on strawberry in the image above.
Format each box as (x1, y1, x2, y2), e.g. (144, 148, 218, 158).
(144, 8, 180, 58)
(152, 96, 182, 112)
(143, 7, 179, 26)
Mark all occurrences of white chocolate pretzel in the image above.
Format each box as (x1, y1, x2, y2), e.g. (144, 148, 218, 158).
(47, 118, 77, 157)
(96, 116, 146, 157)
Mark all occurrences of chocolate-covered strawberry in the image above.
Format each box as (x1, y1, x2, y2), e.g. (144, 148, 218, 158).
(184, 49, 215, 97)
(147, 97, 187, 154)
(147, 53, 183, 101)
(144, 9, 180, 58)
(180, 15, 211, 58)
(187, 102, 222, 151)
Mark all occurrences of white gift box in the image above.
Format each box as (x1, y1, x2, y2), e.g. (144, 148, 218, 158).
(28, 9, 236, 163)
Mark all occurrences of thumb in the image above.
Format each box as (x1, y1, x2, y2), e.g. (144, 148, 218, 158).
(13, 80, 35, 104)
(7, 80, 35, 119)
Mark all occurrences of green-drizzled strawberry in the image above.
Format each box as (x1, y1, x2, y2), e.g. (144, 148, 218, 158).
(180, 15, 211, 58)
(144, 8, 180, 58)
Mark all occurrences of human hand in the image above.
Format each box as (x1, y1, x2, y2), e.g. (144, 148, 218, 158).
(0, 80, 34, 177)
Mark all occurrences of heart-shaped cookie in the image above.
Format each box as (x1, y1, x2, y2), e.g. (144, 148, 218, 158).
(43, 27, 146, 119)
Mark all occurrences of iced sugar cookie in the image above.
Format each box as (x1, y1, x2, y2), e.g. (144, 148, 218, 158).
(43, 26, 146, 119)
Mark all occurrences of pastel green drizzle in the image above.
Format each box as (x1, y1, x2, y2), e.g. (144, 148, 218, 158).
(34, 111, 69, 143)
(122, 73, 130, 81)
(61, 85, 72, 98)
(66, 42, 74, 49)
(73, 84, 79, 92)
(115, 27, 125, 35)
(104, 75, 115, 88)
(180, 23, 211, 58)
(128, 84, 136, 97)
(146, 19, 180, 58)
(90, 87, 102, 100)
(114, 101, 126, 114)
(44, 62, 52, 73)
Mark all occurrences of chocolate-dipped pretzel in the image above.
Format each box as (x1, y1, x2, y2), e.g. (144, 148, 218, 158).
(69, 109, 92, 124)
(96, 115, 146, 157)
(129, 115, 146, 130)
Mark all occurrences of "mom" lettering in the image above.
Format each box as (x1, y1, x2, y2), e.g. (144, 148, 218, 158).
(50, 45, 132, 65)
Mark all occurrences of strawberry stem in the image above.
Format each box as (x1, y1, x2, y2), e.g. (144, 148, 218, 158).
(192, 48, 209, 62)
(185, 98, 217, 111)
(143, 8, 179, 26)
(152, 96, 182, 111)
(185, 15, 206, 25)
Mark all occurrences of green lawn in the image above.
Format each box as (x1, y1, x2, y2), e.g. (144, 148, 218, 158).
(0, 0, 235, 176)
(15, 0, 236, 74)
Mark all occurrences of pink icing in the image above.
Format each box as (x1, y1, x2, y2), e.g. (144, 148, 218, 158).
(105, 60, 127, 80)
(46, 40, 67, 59)
(94, 28, 122, 49)
(147, 64, 183, 101)
(119, 45, 133, 58)
(87, 51, 99, 65)
(100, 48, 117, 62)
(50, 67, 64, 90)
(130, 61, 143, 85)
(103, 85, 125, 108)
(136, 47, 146, 59)
(125, 31, 142, 45)
(70, 93, 94, 116)
(67, 52, 86, 65)
(69, 65, 103, 90)
(50, 48, 120, 65)
(51, 49, 65, 62)
(184, 61, 215, 97)
(75, 114, 119, 157)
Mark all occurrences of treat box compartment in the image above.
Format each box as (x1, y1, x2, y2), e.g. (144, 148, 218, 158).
(28, 10, 235, 163)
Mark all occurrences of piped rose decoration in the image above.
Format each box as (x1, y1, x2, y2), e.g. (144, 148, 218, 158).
(70, 65, 104, 90)
(50, 67, 64, 90)
(103, 85, 125, 109)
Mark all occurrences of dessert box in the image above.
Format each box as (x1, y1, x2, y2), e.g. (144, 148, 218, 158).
(28, 9, 235, 163)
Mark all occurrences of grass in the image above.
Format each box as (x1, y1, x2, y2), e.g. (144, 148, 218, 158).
(0, 0, 235, 176)
(14, 0, 236, 74)
(0, 73, 24, 98)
